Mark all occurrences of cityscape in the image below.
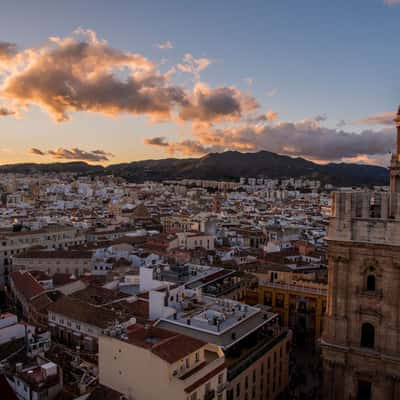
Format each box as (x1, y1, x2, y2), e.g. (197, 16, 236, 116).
(0, 1, 399, 399)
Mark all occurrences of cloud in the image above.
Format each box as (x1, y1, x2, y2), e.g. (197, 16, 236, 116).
(29, 147, 114, 162)
(244, 77, 254, 86)
(384, 0, 400, 5)
(29, 148, 46, 156)
(156, 41, 173, 50)
(162, 119, 396, 163)
(266, 88, 278, 97)
(266, 110, 278, 121)
(0, 31, 257, 126)
(0, 41, 17, 64)
(144, 136, 169, 147)
(247, 110, 278, 123)
(336, 119, 346, 128)
(0, 106, 14, 116)
(0, 29, 187, 122)
(314, 114, 327, 122)
(179, 83, 259, 123)
(177, 53, 212, 80)
(167, 140, 209, 156)
(356, 112, 396, 126)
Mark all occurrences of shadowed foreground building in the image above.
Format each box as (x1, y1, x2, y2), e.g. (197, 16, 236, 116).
(321, 107, 400, 399)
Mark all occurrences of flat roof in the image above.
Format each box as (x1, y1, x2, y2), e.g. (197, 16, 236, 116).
(156, 302, 278, 350)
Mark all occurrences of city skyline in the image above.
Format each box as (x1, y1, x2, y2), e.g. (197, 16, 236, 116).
(0, 0, 400, 166)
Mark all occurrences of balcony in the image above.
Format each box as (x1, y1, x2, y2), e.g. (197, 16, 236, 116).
(261, 281, 327, 296)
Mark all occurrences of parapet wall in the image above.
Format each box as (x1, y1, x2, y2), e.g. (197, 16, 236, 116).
(328, 191, 400, 246)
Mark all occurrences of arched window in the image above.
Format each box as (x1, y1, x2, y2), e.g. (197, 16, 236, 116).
(366, 275, 375, 291)
(360, 323, 375, 348)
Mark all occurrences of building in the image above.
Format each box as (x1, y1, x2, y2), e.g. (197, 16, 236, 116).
(5, 359, 62, 400)
(13, 250, 93, 277)
(257, 278, 326, 342)
(9, 270, 53, 328)
(99, 324, 227, 400)
(0, 225, 86, 287)
(48, 286, 146, 352)
(321, 108, 400, 400)
(149, 284, 291, 400)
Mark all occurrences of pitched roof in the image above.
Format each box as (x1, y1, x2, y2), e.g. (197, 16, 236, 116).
(48, 296, 118, 329)
(10, 271, 44, 301)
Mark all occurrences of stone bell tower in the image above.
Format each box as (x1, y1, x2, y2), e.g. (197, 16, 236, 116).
(390, 106, 400, 193)
(321, 106, 400, 399)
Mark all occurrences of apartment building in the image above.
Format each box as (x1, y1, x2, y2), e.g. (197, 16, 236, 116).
(257, 279, 327, 341)
(99, 324, 227, 400)
(48, 286, 147, 352)
(141, 278, 291, 400)
(13, 250, 93, 277)
(176, 232, 215, 251)
(0, 225, 86, 286)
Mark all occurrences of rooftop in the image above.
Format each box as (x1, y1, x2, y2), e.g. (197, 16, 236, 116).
(126, 323, 205, 364)
(157, 296, 278, 350)
(10, 271, 45, 301)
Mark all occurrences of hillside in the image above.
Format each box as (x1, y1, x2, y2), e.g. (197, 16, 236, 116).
(0, 151, 389, 186)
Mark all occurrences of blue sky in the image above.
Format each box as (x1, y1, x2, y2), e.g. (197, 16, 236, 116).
(0, 0, 399, 165)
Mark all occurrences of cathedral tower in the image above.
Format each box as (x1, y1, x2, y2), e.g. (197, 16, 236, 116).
(390, 106, 400, 193)
(321, 106, 400, 399)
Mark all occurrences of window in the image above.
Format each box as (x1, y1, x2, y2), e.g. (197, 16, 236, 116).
(190, 392, 198, 400)
(357, 380, 371, 400)
(236, 383, 241, 397)
(195, 352, 200, 362)
(360, 323, 375, 348)
(366, 275, 375, 292)
(218, 373, 223, 385)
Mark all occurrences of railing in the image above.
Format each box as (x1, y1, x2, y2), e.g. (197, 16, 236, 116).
(260, 281, 327, 296)
(227, 331, 288, 381)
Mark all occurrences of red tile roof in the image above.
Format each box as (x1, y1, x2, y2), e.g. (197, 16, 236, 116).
(10, 271, 44, 301)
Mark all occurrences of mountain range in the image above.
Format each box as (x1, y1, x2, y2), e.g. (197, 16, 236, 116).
(0, 151, 389, 187)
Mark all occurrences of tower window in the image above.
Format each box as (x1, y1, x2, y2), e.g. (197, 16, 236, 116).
(366, 275, 375, 292)
(360, 323, 375, 348)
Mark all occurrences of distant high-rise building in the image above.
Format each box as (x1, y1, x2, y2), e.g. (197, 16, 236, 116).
(321, 106, 400, 399)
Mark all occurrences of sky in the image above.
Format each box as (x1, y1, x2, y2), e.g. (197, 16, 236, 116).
(0, 0, 399, 166)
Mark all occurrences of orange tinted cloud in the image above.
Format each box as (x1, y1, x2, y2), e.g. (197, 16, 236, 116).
(356, 112, 396, 126)
(0, 30, 259, 125)
(0, 106, 14, 116)
(30, 147, 114, 162)
(144, 137, 169, 147)
(179, 83, 259, 123)
(0, 29, 186, 122)
(153, 121, 395, 162)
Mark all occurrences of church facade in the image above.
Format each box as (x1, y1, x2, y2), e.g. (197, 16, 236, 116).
(321, 107, 400, 399)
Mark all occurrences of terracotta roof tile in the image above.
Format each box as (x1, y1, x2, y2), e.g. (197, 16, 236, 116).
(10, 271, 44, 301)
